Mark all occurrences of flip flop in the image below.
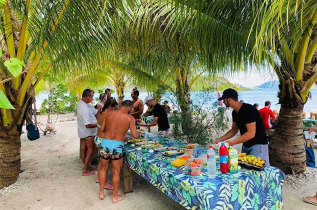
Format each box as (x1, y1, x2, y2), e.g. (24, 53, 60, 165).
(104, 184, 113, 190)
(303, 197, 317, 206)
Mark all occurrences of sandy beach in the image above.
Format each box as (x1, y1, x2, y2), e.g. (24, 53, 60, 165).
(1, 113, 317, 210)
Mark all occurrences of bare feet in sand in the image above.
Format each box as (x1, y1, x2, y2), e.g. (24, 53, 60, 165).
(88, 166, 96, 171)
(82, 171, 95, 176)
(112, 195, 124, 203)
(97, 192, 104, 200)
(303, 193, 317, 206)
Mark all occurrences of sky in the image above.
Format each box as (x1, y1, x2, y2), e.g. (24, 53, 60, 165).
(227, 66, 278, 88)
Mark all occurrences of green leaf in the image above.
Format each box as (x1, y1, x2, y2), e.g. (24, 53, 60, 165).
(0, 0, 5, 5)
(10, 58, 25, 66)
(4, 58, 25, 77)
(0, 46, 2, 57)
(0, 90, 14, 109)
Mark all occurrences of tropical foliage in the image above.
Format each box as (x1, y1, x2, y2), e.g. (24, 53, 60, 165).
(40, 84, 77, 114)
(171, 98, 229, 146)
(1, 0, 315, 188)
(0, 0, 128, 188)
(168, 0, 317, 174)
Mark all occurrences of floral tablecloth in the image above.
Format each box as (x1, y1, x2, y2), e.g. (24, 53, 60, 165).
(303, 119, 317, 130)
(124, 133, 285, 210)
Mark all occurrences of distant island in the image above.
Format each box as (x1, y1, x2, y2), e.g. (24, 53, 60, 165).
(254, 81, 317, 90)
(255, 81, 279, 89)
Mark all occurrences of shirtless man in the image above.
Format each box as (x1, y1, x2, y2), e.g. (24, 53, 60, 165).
(130, 88, 144, 121)
(97, 100, 140, 202)
(105, 88, 112, 100)
(94, 98, 118, 189)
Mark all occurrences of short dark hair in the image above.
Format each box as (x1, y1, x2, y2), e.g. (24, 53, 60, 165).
(105, 88, 111, 93)
(265, 101, 271, 106)
(254, 103, 259, 107)
(164, 100, 168, 104)
(132, 88, 139, 96)
(101, 98, 118, 112)
(99, 93, 106, 101)
(82, 89, 94, 98)
(122, 100, 133, 107)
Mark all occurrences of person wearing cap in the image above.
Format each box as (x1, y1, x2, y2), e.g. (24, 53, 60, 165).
(138, 96, 170, 137)
(214, 88, 269, 165)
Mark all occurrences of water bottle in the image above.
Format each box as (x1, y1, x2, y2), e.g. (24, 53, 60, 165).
(219, 142, 229, 173)
(207, 145, 217, 177)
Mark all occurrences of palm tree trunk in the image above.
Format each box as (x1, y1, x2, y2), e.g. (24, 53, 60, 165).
(269, 105, 306, 174)
(117, 85, 125, 107)
(0, 85, 33, 187)
(0, 127, 21, 188)
(175, 73, 191, 135)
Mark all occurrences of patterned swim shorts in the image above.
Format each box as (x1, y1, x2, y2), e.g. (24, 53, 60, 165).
(94, 136, 102, 148)
(99, 138, 125, 160)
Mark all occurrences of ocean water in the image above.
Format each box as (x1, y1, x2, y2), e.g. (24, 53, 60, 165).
(36, 89, 317, 114)
(160, 89, 317, 114)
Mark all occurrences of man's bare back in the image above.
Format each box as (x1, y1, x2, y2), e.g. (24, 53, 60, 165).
(99, 109, 139, 141)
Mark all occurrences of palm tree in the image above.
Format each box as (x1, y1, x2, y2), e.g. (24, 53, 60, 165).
(125, 0, 249, 134)
(169, 0, 317, 174)
(0, 0, 127, 188)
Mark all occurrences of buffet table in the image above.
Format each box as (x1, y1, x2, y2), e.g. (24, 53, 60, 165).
(124, 133, 285, 210)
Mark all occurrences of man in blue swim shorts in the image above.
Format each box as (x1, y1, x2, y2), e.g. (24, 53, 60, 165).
(97, 100, 140, 203)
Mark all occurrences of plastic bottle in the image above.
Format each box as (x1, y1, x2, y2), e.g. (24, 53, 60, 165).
(219, 142, 229, 173)
(207, 145, 217, 177)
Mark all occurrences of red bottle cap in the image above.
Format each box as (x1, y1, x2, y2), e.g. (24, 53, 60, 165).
(209, 145, 213, 148)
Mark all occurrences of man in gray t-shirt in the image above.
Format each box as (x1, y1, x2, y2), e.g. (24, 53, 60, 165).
(77, 89, 98, 176)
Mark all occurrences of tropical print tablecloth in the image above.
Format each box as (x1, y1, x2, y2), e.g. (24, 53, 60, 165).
(303, 119, 317, 130)
(124, 133, 285, 210)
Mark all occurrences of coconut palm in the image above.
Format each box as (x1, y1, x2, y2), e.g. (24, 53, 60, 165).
(168, 0, 317, 174)
(124, 0, 250, 135)
(0, 0, 131, 188)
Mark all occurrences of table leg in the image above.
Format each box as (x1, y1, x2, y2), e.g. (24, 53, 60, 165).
(123, 164, 133, 193)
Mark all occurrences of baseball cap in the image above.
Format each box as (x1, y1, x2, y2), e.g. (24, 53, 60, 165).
(144, 96, 154, 105)
(218, 88, 238, 101)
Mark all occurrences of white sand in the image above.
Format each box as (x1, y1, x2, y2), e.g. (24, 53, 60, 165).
(0, 113, 317, 210)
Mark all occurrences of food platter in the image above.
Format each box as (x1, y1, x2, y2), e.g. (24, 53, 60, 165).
(238, 161, 265, 170)
(238, 153, 266, 170)
(129, 139, 147, 143)
(154, 146, 177, 152)
(163, 149, 184, 156)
